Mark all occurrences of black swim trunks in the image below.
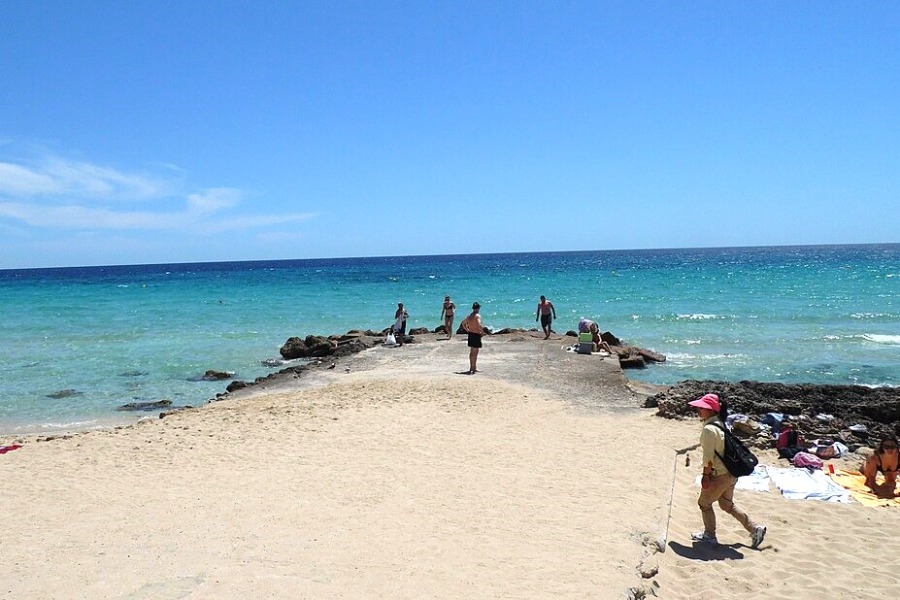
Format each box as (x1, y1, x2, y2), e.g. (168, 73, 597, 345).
(540, 314, 552, 327)
(467, 332, 483, 348)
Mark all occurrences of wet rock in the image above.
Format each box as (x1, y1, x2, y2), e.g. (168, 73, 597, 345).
(119, 370, 149, 377)
(46, 389, 83, 399)
(116, 399, 172, 412)
(619, 354, 647, 369)
(279, 335, 336, 359)
(226, 380, 249, 392)
(333, 337, 371, 357)
(202, 370, 234, 381)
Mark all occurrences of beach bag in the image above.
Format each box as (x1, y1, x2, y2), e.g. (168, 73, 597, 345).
(777, 426, 803, 450)
(712, 422, 759, 477)
(385, 332, 396, 346)
(792, 452, 823, 470)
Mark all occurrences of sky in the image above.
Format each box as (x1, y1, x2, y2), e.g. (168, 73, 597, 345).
(1, 2, 898, 269)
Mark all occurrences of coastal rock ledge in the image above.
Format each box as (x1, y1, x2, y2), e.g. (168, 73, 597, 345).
(277, 328, 665, 370)
(648, 380, 900, 441)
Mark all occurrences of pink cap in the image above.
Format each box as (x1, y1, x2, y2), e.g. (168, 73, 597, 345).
(688, 393, 721, 413)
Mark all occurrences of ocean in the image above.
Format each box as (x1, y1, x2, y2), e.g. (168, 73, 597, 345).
(1, 244, 898, 435)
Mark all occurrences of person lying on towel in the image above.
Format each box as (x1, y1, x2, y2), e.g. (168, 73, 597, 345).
(862, 435, 899, 493)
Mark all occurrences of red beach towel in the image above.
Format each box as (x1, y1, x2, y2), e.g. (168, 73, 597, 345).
(0, 444, 23, 454)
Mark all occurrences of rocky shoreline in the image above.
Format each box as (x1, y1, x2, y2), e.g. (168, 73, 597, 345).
(220, 327, 900, 443)
(648, 379, 900, 449)
(90, 326, 897, 452)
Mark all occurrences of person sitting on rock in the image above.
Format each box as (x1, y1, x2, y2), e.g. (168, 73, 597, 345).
(578, 318, 612, 353)
(862, 435, 899, 494)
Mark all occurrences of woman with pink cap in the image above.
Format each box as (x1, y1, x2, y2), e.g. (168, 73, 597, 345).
(689, 393, 767, 549)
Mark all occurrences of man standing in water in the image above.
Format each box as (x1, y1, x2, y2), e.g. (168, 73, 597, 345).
(535, 295, 557, 339)
(461, 302, 486, 374)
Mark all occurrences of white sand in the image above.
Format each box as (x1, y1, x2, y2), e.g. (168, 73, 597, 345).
(2, 334, 898, 599)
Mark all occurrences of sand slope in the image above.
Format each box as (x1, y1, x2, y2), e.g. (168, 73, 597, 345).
(3, 334, 899, 599)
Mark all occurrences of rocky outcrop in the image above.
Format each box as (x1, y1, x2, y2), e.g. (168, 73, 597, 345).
(116, 399, 173, 412)
(279, 335, 336, 359)
(564, 331, 666, 369)
(202, 370, 234, 381)
(648, 380, 900, 442)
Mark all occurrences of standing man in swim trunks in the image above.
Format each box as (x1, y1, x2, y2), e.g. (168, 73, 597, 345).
(441, 295, 456, 340)
(461, 302, 486, 374)
(536, 295, 557, 340)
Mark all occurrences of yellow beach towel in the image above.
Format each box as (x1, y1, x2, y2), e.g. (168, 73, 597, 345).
(828, 469, 900, 507)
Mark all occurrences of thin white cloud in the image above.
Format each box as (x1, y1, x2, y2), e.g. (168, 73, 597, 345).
(0, 158, 166, 199)
(0, 153, 317, 235)
(0, 201, 182, 229)
(0, 163, 61, 195)
(187, 188, 241, 214)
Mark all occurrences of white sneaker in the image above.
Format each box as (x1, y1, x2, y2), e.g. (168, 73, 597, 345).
(751, 525, 767, 549)
(691, 531, 718, 545)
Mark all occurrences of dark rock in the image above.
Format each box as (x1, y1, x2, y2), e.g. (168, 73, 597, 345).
(650, 380, 900, 441)
(493, 328, 528, 335)
(116, 399, 172, 412)
(346, 329, 382, 337)
(226, 380, 249, 392)
(619, 355, 647, 369)
(202, 370, 234, 381)
(304, 335, 335, 357)
(601, 331, 623, 347)
(636, 348, 666, 363)
(46, 389, 83, 399)
(159, 407, 193, 419)
(333, 338, 369, 357)
(409, 327, 430, 335)
(279, 336, 308, 359)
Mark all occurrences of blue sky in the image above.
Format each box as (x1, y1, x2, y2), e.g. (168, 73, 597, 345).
(1, 2, 898, 269)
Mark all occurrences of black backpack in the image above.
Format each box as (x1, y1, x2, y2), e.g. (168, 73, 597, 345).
(711, 422, 759, 477)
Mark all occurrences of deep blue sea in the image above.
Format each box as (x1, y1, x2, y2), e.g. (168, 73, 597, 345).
(2, 245, 898, 434)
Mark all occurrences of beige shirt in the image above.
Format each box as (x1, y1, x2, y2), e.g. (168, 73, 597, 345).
(699, 415, 728, 476)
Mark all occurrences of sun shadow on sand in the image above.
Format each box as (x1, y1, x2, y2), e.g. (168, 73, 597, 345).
(668, 541, 746, 561)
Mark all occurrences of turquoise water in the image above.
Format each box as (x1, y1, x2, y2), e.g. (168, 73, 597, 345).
(1, 245, 898, 434)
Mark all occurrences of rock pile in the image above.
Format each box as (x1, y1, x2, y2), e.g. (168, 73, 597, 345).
(647, 379, 900, 447)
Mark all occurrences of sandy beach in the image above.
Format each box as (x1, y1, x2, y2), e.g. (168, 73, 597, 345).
(2, 332, 899, 599)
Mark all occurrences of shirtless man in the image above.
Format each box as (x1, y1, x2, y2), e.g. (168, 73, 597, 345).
(535, 295, 557, 339)
(441, 295, 456, 339)
(461, 302, 485, 374)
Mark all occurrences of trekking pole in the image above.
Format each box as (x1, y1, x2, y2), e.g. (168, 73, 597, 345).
(659, 443, 700, 553)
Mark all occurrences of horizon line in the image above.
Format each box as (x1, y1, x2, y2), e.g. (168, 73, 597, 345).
(2, 241, 898, 273)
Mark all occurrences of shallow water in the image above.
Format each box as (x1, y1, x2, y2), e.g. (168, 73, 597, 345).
(2, 244, 898, 433)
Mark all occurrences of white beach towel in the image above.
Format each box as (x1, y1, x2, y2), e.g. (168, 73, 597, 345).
(766, 466, 854, 503)
(694, 465, 771, 493)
